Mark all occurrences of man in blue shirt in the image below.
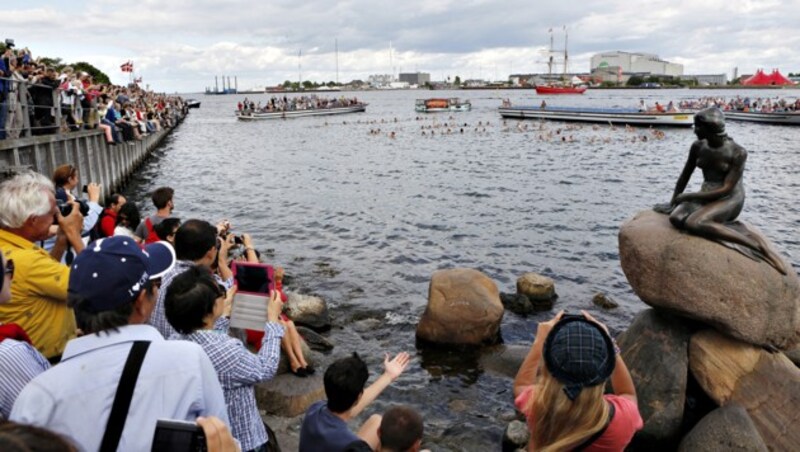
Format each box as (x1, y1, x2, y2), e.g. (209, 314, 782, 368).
(300, 351, 411, 451)
(10, 237, 231, 451)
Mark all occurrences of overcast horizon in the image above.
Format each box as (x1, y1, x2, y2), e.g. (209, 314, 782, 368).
(3, 0, 800, 93)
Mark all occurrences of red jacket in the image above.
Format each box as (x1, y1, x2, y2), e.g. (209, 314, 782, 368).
(100, 208, 117, 237)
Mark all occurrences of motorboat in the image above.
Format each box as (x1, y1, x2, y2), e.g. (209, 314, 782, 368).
(415, 98, 472, 113)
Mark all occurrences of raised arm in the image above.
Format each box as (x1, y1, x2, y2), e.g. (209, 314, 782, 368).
(348, 352, 411, 419)
(513, 311, 563, 397)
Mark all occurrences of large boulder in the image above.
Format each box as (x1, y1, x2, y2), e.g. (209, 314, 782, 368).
(416, 268, 504, 346)
(678, 404, 767, 452)
(478, 345, 529, 379)
(617, 309, 691, 449)
(516, 273, 555, 302)
(689, 329, 800, 451)
(256, 372, 326, 417)
(619, 209, 800, 350)
(284, 292, 331, 331)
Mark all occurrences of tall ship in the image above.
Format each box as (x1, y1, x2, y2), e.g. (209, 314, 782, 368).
(535, 28, 587, 95)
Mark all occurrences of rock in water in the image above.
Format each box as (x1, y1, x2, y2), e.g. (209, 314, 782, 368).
(502, 420, 530, 451)
(619, 210, 800, 350)
(295, 325, 334, 352)
(516, 273, 555, 301)
(678, 404, 767, 452)
(284, 292, 331, 331)
(592, 292, 618, 309)
(618, 309, 691, 448)
(689, 329, 800, 451)
(416, 268, 504, 346)
(256, 372, 325, 417)
(500, 292, 534, 316)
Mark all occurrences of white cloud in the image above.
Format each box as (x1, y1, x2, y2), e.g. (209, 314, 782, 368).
(3, 1, 800, 91)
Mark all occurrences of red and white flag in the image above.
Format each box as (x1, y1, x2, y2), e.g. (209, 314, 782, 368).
(134, 77, 142, 83)
(120, 61, 134, 72)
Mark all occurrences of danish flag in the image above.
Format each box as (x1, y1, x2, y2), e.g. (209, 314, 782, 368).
(120, 61, 134, 73)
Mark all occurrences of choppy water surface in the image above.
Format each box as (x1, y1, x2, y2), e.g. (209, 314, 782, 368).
(126, 88, 800, 450)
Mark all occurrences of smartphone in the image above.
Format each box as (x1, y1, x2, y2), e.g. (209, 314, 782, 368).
(151, 419, 207, 452)
(232, 261, 275, 295)
(82, 184, 88, 193)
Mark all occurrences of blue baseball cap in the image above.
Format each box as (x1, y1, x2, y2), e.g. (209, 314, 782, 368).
(69, 237, 176, 313)
(543, 315, 616, 401)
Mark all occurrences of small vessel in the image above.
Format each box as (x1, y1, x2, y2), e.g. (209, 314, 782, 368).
(415, 98, 472, 113)
(236, 103, 367, 120)
(498, 105, 694, 127)
(534, 85, 587, 95)
(535, 28, 587, 95)
(185, 99, 201, 109)
(723, 111, 800, 125)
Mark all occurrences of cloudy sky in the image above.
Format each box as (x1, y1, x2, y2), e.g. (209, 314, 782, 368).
(3, 0, 800, 92)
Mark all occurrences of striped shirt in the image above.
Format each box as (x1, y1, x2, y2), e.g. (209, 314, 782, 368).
(0, 339, 51, 420)
(148, 260, 232, 338)
(170, 317, 284, 451)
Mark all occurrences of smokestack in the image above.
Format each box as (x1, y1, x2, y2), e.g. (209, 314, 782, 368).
(215, 76, 219, 93)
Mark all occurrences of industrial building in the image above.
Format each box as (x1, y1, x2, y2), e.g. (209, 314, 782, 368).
(591, 51, 683, 77)
(399, 72, 430, 86)
(678, 74, 728, 86)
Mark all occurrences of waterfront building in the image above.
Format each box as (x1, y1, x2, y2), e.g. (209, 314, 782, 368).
(399, 72, 430, 86)
(591, 51, 683, 77)
(368, 74, 394, 88)
(679, 74, 728, 86)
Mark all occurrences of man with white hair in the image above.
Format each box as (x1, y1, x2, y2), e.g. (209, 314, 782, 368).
(0, 171, 85, 360)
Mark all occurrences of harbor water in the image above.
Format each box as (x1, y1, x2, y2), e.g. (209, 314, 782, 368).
(123, 88, 800, 450)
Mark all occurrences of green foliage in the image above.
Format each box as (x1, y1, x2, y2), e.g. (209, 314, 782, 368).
(301, 80, 314, 89)
(71, 61, 110, 84)
(600, 81, 617, 88)
(282, 80, 293, 88)
(626, 75, 644, 86)
(454, 75, 462, 86)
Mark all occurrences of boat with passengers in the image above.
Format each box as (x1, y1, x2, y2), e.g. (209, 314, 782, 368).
(415, 98, 472, 113)
(236, 95, 367, 120)
(498, 104, 694, 127)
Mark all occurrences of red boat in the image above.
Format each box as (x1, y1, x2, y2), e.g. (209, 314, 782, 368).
(535, 85, 587, 95)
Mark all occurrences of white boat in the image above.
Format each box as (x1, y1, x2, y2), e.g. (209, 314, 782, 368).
(236, 103, 367, 120)
(498, 105, 694, 127)
(723, 111, 800, 125)
(415, 98, 472, 113)
(185, 99, 201, 108)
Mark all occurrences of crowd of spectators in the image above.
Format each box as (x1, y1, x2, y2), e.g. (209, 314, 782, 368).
(0, 41, 187, 142)
(0, 170, 427, 451)
(678, 96, 800, 113)
(238, 95, 362, 114)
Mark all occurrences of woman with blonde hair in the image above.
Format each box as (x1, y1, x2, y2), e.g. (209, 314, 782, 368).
(513, 311, 642, 451)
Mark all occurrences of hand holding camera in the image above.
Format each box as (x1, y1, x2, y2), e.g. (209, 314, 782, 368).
(85, 182, 101, 203)
(266, 289, 283, 324)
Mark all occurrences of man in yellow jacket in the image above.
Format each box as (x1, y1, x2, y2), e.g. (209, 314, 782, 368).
(0, 171, 85, 361)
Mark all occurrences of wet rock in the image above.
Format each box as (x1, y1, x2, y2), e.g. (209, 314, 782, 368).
(516, 273, 555, 301)
(500, 292, 535, 316)
(619, 209, 800, 350)
(618, 309, 691, 449)
(478, 345, 529, 379)
(689, 329, 800, 451)
(352, 318, 383, 333)
(276, 343, 318, 376)
(296, 325, 334, 352)
(416, 268, 504, 346)
(678, 404, 767, 452)
(256, 372, 325, 417)
(592, 292, 618, 309)
(284, 292, 331, 331)
(502, 420, 529, 452)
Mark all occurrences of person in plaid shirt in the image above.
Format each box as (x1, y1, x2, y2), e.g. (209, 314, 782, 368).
(165, 265, 285, 452)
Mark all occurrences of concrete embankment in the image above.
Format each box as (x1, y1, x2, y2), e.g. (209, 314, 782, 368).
(0, 115, 185, 201)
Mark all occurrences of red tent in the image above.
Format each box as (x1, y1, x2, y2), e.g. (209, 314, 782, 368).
(742, 69, 795, 85)
(768, 69, 794, 85)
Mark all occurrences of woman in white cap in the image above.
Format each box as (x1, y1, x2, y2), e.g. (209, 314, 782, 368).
(513, 311, 642, 451)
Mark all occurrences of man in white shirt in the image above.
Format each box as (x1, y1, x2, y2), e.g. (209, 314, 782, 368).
(10, 237, 230, 451)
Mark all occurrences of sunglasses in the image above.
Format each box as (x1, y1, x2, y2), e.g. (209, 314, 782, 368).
(1, 259, 14, 292)
(3, 259, 13, 277)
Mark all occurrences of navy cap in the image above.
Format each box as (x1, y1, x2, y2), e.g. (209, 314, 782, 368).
(543, 315, 616, 400)
(69, 237, 176, 313)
